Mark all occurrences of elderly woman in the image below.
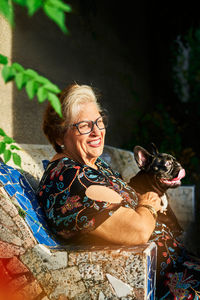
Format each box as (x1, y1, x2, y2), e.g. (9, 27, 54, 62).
(37, 83, 200, 299)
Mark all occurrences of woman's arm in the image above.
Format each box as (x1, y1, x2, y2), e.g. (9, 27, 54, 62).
(87, 187, 161, 245)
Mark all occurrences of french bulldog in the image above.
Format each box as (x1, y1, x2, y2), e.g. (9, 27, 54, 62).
(129, 143, 186, 236)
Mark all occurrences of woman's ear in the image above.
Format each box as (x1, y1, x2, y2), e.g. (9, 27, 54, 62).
(133, 146, 152, 169)
(56, 138, 64, 147)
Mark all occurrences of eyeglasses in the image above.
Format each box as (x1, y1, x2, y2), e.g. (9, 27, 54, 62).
(70, 115, 108, 135)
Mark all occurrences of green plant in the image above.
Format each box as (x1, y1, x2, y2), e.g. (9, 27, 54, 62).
(0, 0, 72, 167)
(0, 54, 62, 116)
(0, 128, 21, 167)
(0, 0, 72, 33)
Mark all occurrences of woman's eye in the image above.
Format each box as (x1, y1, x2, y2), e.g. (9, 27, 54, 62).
(97, 120, 104, 126)
(79, 123, 89, 129)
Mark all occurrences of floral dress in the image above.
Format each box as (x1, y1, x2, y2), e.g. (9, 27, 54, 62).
(36, 157, 200, 299)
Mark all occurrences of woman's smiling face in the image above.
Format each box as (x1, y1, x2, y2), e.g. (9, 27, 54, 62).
(63, 102, 106, 167)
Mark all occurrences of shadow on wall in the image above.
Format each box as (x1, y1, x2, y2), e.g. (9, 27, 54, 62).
(11, 0, 152, 147)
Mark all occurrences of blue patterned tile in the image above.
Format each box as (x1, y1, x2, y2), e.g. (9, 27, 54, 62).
(0, 162, 60, 248)
(0, 167, 8, 175)
(0, 175, 8, 185)
(42, 159, 49, 170)
(146, 243, 157, 300)
(4, 184, 16, 197)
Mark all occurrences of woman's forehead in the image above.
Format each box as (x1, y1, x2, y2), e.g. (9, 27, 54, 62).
(73, 102, 101, 122)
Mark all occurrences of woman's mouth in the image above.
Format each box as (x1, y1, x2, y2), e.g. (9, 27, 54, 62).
(88, 138, 101, 147)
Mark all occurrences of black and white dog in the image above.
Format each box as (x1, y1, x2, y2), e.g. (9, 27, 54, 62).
(129, 143, 186, 236)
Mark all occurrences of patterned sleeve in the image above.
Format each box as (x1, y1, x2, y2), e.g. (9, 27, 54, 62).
(37, 158, 124, 239)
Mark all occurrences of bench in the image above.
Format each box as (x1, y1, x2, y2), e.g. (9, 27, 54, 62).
(0, 143, 194, 299)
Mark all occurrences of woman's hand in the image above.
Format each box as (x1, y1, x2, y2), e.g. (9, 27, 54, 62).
(138, 191, 162, 212)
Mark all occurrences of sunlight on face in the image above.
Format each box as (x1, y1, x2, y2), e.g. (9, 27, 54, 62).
(63, 102, 106, 167)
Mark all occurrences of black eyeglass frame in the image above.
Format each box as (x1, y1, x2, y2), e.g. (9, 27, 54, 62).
(70, 115, 108, 135)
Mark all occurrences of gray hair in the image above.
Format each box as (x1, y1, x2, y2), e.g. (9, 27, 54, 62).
(43, 83, 103, 153)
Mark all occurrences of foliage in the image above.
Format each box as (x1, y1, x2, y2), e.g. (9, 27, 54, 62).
(0, 54, 62, 116)
(0, 0, 72, 33)
(0, 0, 70, 168)
(0, 128, 21, 167)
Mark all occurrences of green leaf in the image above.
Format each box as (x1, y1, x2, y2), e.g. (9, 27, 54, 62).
(2, 65, 15, 82)
(36, 75, 50, 85)
(10, 144, 20, 150)
(0, 142, 6, 154)
(0, 54, 8, 65)
(3, 149, 11, 163)
(46, 0, 72, 13)
(12, 62, 24, 72)
(43, 4, 68, 34)
(43, 82, 60, 94)
(12, 0, 26, 6)
(24, 68, 38, 79)
(26, 0, 42, 16)
(0, 0, 14, 25)
(37, 86, 48, 103)
(25, 80, 38, 99)
(12, 152, 22, 167)
(0, 128, 6, 136)
(3, 136, 15, 144)
(15, 72, 27, 90)
(48, 92, 62, 117)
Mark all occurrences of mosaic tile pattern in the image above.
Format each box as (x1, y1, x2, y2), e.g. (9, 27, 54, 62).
(0, 162, 60, 248)
(144, 242, 157, 299)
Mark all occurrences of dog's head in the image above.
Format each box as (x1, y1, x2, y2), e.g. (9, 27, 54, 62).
(134, 143, 185, 189)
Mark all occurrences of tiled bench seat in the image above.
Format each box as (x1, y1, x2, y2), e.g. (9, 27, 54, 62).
(0, 143, 195, 299)
(0, 144, 158, 299)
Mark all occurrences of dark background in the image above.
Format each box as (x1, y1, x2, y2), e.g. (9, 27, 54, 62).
(13, 0, 200, 174)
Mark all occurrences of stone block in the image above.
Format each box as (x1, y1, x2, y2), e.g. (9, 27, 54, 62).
(33, 244, 68, 270)
(20, 248, 56, 294)
(6, 256, 29, 275)
(13, 214, 36, 249)
(17, 280, 43, 300)
(0, 240, 25, 258)
(49, 279, 86, 300)
(7, 275, 28, 292)
(0, 259, 12, 284)
(168, 185, 195, 229)
(0, 224, 22, 246)
(0, 189, 19, 218)
(0, 207, 17, 228)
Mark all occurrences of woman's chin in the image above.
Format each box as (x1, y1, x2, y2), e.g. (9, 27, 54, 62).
(88, 146, 104, 160)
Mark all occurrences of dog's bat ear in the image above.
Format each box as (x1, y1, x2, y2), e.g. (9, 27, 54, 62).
(133, 146, 153, 169)
(150, 142, 159, 155)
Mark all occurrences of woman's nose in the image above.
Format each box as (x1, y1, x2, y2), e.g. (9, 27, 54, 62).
(90, 123, 101, 135)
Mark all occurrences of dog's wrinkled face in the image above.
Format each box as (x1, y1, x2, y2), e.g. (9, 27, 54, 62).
(134, 144, 186, 188)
